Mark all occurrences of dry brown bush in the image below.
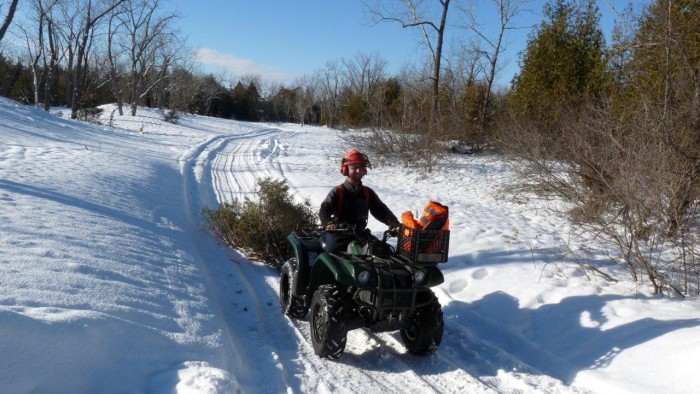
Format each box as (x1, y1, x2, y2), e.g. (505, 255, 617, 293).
(499, 99, 700, 296)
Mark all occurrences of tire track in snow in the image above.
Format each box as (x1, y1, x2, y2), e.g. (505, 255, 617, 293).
(287, 317, 458, 393)
(186, 128, 318, 391)
(179, 125, 297, 392)
(210, 133, 290, 204)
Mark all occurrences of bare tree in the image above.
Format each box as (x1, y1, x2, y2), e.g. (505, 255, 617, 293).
(165, 62, 199, 113)
(54, 0, 78, 105)
(42, 0, 64, 111)
(18, 10, 45, 106)
(293, 75, 318, 126)
(119, 0, 178, 116)
(55, 0, 126, 119)
(0, 0, 19, 43)
(196, 73, 226, 115)
(15, 0, 61, 108)
(365, 0, 452, 122)
(146, 34, 187, 109)
(460, 0, 527, 133)
(341, 51, 388, 127)
(104, 7, 127, 114)
(342, 52, 386, 101)
(239, 73, 263, 94)
(440, 48, 482, 138)
(316, 60, 343, 127)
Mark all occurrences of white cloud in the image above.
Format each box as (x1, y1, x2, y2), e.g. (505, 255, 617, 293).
(195, 47, 298, 82)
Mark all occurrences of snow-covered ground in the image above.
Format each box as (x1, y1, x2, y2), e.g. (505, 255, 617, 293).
(1, 97, 699, 393)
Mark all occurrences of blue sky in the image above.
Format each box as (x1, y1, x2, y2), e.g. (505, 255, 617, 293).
(175, 1, 416, 82)
(174, 0, 646, 88)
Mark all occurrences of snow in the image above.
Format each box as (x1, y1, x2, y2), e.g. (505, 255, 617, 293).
(1, 96, 699, 393)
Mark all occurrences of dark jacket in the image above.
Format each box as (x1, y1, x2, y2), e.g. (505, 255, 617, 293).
(319, 180, 400, 229)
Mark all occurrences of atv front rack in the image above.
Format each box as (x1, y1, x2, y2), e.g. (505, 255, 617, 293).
(352, 260, 437, 329)
(396, 226, 450, 264)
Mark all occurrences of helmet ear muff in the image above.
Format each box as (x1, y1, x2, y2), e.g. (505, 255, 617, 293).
(341, 158, 348, 176)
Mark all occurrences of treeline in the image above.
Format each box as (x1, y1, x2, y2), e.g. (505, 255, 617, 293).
(0, 0, 507, 133)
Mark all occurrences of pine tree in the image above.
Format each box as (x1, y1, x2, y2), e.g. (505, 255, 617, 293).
(509, 0, 608, 134)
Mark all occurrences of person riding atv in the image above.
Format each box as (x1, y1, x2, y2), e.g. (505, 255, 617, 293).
(319, 149, 400, 239)
(279, 150, 449, 359)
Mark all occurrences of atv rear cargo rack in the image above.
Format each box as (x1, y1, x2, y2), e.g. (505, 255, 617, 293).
(397, 226, 450, 264)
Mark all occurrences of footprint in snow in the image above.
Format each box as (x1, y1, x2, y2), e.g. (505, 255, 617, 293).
(449, 278, 469, 294)
(471, 268, 489, 280)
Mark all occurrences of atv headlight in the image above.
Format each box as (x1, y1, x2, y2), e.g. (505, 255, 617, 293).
(357, 270, 370, 285)
(414, 270, 426, 284)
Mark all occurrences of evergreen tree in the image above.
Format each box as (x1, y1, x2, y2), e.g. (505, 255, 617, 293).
(623, 0, 700, 235)
(509, 0, 608, 133)
(627, 0, 700, 112)
(231, 81, 249, 120)
(269, 87, 297, 122)
(9, 59, 32, 104)
(0, 53, 10, 97)
(245, 82, 261, 121)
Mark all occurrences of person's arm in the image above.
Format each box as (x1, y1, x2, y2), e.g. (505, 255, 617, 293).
(319, 187, 338, 226)
(367, 188, 400, 228)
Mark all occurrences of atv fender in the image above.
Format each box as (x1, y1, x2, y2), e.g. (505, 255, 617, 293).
(287, 234, 322, 298)
(423, 265, 445, 287)
(307, 253, 357, 298)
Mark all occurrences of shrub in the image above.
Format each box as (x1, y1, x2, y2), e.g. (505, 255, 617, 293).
(202, 177, 318, 266)
(164, 109, 179, 124)
(77, 107, 103, 124)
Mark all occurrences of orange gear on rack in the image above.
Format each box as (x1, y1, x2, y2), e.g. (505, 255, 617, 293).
(400, 201, 449, 255)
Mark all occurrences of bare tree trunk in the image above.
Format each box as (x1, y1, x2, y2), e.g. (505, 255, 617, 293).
(430, 0, 449, 121)
(0, 0, 19, 42)
(69, 0, 125, 119)
(479, 0, 513, 133)
(460, 0, 525, 139)
(106, 11, 125, 115)
(365, 0, 452, 125)
(22, 21, 45, 107)
(43, 16, 60, 111)
(319, 61, 342, 127)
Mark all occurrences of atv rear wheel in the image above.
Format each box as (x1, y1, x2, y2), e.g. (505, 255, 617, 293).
(279, 259, 308, 319)
(310, 284, 347, 359)
(401, 295, 444, 355)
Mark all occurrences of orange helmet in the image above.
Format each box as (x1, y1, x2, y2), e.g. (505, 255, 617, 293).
(340, 149, 372, 176)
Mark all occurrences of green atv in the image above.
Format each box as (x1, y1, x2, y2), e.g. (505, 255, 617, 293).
(279, 223, 449, 359)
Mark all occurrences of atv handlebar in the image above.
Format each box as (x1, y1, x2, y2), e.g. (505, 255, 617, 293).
(382, 228, 399, 243)
(295, 224, 398, 242)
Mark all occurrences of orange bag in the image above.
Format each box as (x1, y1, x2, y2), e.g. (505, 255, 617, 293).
(418, 201, 449, 230)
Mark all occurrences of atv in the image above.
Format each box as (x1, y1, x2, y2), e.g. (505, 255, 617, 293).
(279, 223, 449, 359)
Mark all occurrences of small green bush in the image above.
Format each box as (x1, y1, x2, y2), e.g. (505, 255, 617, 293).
(202, 177, 318, 266)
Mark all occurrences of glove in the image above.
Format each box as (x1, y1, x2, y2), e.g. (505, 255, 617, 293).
(324, 217, 339, 230)
(389, 225, 401, 235)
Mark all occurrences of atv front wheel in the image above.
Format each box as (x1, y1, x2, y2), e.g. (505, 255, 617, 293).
(310, 284, 347, 359)
(279, 259, 308, 319)
(401, 296, 444, 355)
